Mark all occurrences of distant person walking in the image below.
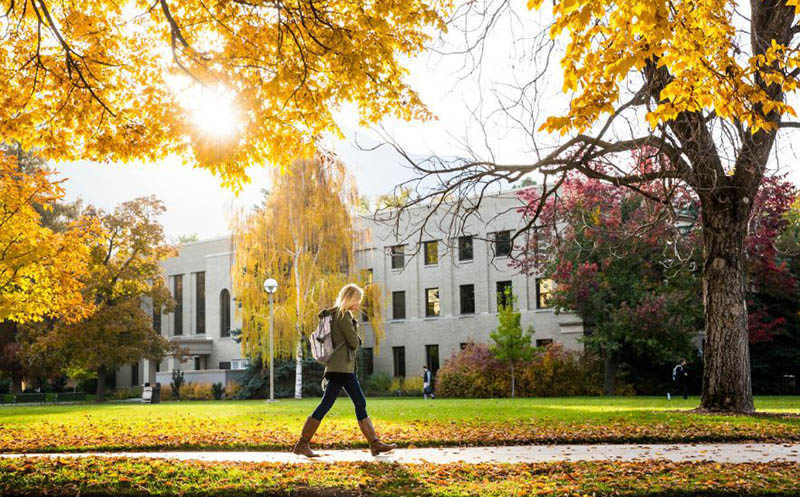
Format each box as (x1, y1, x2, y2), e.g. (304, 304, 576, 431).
(293, 283, 396, 458)
(422, 365, 434, 400)
(670, 359, 689, 400)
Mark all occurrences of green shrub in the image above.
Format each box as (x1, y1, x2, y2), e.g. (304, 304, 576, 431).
(212, 382, 225, 400)
(362, 372, 392, 396)
(236, 356, 324, 399)
(171, 370, 185, 399)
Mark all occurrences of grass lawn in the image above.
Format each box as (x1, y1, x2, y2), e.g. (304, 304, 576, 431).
(0, 396, 798, 452)
(2, 457, 800, 496)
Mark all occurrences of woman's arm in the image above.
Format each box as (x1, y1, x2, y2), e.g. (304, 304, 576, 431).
(339, 314, 360, 350)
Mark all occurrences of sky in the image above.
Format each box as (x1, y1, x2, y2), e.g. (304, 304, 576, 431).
(54, 131, 422, 241)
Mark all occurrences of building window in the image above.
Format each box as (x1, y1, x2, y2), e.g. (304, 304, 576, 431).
(131, 364, 138, 386)
(459, 284, 475, 314)
(195, 272, 205, 334)
(393, 346, 406, 378)
(425, 288, 440, 317)
(172, 274, 183, 335)
(360, 347, 374, 376)
(231, 359, 250, 370)
(219, 361, 231, 370)
(536, 339, 554, 348)
(152, 304, 161, 335)
(220, 289, 231, 337)
(494, 230, 512, 258)
(496, 280, 513, 309)
(391, 245, 405, 269)
(424, 240, 438, 265)
(392, 291, 406, 320)
(459, 342, 469, 350)
(425, 344, 440, 374)
(194, 356, 202, 371)
(536, 278, 555, 309)
(458, 235, 474, 261)
(155, 361, 160, 373)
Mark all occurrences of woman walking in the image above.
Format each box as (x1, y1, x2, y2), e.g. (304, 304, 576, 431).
(293, 283, 396, 457)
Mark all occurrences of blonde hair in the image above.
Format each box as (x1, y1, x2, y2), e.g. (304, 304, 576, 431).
(335, 283, 364, 317)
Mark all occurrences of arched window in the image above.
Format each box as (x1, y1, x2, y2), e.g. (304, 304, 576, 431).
(220, 289, 231, 337)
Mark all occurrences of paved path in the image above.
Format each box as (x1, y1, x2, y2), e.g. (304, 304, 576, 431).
(2, 444, 800, 464)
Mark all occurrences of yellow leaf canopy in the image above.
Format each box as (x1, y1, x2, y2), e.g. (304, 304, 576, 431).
(531, 0, 799, 135)
(1, 0, 448, 189)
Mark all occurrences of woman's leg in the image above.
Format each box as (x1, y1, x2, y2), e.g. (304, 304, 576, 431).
(343, 374, 397, 456)
(341, 374, 368, 421)
(311, 378, 344, 421)
(295, 378, 344, 457)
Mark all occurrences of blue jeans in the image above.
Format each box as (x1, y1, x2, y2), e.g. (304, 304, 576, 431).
(311, 373, 368, 421)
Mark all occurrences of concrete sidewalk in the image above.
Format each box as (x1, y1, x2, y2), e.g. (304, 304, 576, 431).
(2, 443, 799, 464)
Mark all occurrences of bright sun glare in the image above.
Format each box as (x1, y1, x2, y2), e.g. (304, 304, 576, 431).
(185, 87, 240, 139)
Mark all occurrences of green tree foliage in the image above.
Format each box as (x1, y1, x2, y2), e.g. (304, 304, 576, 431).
(175, 233, 199, 245)
(489, 290, 535, 398)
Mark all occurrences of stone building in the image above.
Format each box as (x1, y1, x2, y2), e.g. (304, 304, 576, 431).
(114, 192, 584, 389)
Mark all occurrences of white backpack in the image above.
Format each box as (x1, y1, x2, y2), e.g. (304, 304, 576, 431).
(309, 312, 336, 364)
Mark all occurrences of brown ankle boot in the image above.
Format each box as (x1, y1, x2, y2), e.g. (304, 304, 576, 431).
(358, 417, 396, 456)
(293, 417, 321, 457)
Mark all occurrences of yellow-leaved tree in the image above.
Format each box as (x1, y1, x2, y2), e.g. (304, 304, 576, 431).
(231, 154, 384, 399)
(0, 154, 98, 324)
(1, 0, 448, 189)
(401, 0, 800, 412)
(0, 152, 99, 393)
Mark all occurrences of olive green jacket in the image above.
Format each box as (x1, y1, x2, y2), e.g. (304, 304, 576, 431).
(319, 307, 361, 374)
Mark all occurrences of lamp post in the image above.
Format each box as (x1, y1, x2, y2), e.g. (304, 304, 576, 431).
(263, 278, 278, 402)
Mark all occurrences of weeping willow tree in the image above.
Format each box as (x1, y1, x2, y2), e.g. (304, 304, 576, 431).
(231, 154, 384, 398)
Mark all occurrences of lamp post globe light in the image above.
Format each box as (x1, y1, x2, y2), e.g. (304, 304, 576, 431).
(263, 278, 278, 294)
(263, 278, 278, 402)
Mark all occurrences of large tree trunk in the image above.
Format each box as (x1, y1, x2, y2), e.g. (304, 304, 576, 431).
(96, 365, 107, 402)
(700, 208, 754, 412)
(603, 353, 617, 396)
